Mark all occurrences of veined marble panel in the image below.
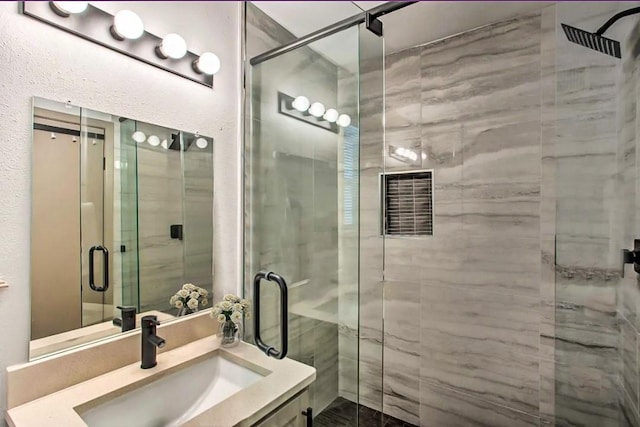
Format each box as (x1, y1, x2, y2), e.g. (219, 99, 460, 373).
(420, 381, 540, 427)
(621, 317, 639, 415)
(383, 281, 421, 424)
(420, 282, 540, 414)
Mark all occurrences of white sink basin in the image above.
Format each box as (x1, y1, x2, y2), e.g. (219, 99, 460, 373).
(79, 352, 265, 427)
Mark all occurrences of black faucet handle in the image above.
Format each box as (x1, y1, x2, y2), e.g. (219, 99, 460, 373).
(117, 305, 137, 314)
(141, 315, 160, 326)
(114, 306, 137, 332)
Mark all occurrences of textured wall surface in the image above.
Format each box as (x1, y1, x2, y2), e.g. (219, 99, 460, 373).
(0, 1, 240, 420)
(363, 7, 554, 425)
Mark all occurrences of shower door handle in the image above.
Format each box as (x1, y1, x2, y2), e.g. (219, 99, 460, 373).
(253, 271, 288, 359)
(89, 245, 109, 292)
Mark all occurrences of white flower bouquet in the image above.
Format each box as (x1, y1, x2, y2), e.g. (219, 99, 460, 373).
(210, 294, 250, 346)
(169, 283, 208, 314)
(210, 294, 251, 324)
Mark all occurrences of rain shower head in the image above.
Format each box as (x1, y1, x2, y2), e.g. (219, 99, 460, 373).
(561, 7, 640, 59)
(561, 24, 620, 58)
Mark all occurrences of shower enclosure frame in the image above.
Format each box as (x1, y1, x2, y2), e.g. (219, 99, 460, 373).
(242, 2, 415, 425)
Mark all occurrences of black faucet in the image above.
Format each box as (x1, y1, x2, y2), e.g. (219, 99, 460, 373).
(113, 306, 137, 332)
(141, 315, 166, 369)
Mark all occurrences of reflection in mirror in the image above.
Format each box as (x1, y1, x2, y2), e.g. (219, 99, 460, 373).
(30, 97, 213, 359)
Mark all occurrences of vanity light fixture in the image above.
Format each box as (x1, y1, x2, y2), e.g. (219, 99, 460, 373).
(195, 137, 208, 149)
(193, 52, 221, 75)
(308, 102, 326, 118)
(291, 96, 310, 113)
(157, 33, 188, 59)
(389, 144, 421, 165)
(161, 139, 169, 149)
(111, 10, 144, 41)
(22, 2, 219, 88)
(337, 114, 351, 128)
(49, 1, 88, 17)
(147, 135, 161, 147)
(132, 131, 146, 143)
(323, 108, 339, 123)
(278, 92, 353, 134)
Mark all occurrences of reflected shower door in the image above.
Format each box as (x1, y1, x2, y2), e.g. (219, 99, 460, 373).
(80, 111, 113, 327)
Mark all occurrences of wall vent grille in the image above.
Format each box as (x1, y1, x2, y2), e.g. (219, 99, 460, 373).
(382, 171, 433, 236)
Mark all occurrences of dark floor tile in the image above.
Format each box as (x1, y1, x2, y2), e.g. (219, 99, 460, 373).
(314, 396, 415, 427)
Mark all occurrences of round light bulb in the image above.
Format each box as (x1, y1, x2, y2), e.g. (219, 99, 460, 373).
(308, 102, 325, 118)
(292, 96, 310, 112)
(158, 33, 187, 59)
(421, 152, 427, 160)
(194, 52, 221, 75)
(195, 137, 208, 149)
(147, 135, 160, 147)
(132, 131, 146, 143)
(323, 108, 339, 123)
(161, 139, 168, 149)
(337, 114, 351, 127)
(395, 147, 404, 156)
(112, 10, 144, 40)
(50, 1, 89, 16)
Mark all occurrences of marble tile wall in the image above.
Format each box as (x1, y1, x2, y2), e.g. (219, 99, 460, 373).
(554, 3, 640, 426)
(246, 3, 640, 426)
(364, 8, 554, 426)
(617, 10, 640, 427)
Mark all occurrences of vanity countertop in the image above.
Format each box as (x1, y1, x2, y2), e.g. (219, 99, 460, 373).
(7, 336, 316, 427)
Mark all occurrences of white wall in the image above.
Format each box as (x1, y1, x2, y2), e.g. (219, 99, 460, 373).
(0, 1, 241, 419)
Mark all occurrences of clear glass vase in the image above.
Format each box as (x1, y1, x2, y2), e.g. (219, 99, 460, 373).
(219, 320, 241, 347)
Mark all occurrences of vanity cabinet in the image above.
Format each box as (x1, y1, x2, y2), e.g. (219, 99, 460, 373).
(253, 389, 310, 427)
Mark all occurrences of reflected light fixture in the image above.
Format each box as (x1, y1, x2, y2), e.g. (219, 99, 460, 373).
(394, 146, 419, 162)
(323, 108, 339, 123)
(292, 96, 310, 113)
(111, 10, 144, 40)
(337, 114, 351, 128)
(132, 131, 146, 143)
(161, 139, 169, 149)
(49, 1, 89, 17)
(195, 137, 208, 149)
(147, 135, 161, 147)
(308, 102, 325, 118)
(193, 52, 221, 75)
(157, 33, 187, 59)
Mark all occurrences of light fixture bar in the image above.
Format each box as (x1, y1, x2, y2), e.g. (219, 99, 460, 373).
(20, 2, 214, 88)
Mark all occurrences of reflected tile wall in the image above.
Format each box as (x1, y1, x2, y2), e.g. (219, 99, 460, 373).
(137, 147, 185, 312)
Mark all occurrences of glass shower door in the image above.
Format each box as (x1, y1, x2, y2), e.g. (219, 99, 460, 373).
(245, 23, 376, 424)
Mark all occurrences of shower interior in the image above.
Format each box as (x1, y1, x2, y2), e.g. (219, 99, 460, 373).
(244, 2, 640, 426)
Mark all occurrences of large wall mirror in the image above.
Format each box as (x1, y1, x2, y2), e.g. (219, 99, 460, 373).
(30, 97, 214, 359)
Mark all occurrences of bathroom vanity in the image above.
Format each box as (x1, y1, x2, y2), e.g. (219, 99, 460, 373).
(6, 313, 315, 427)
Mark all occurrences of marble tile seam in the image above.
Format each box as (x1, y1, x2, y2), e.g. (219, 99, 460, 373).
(419, 377, 542, 421)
